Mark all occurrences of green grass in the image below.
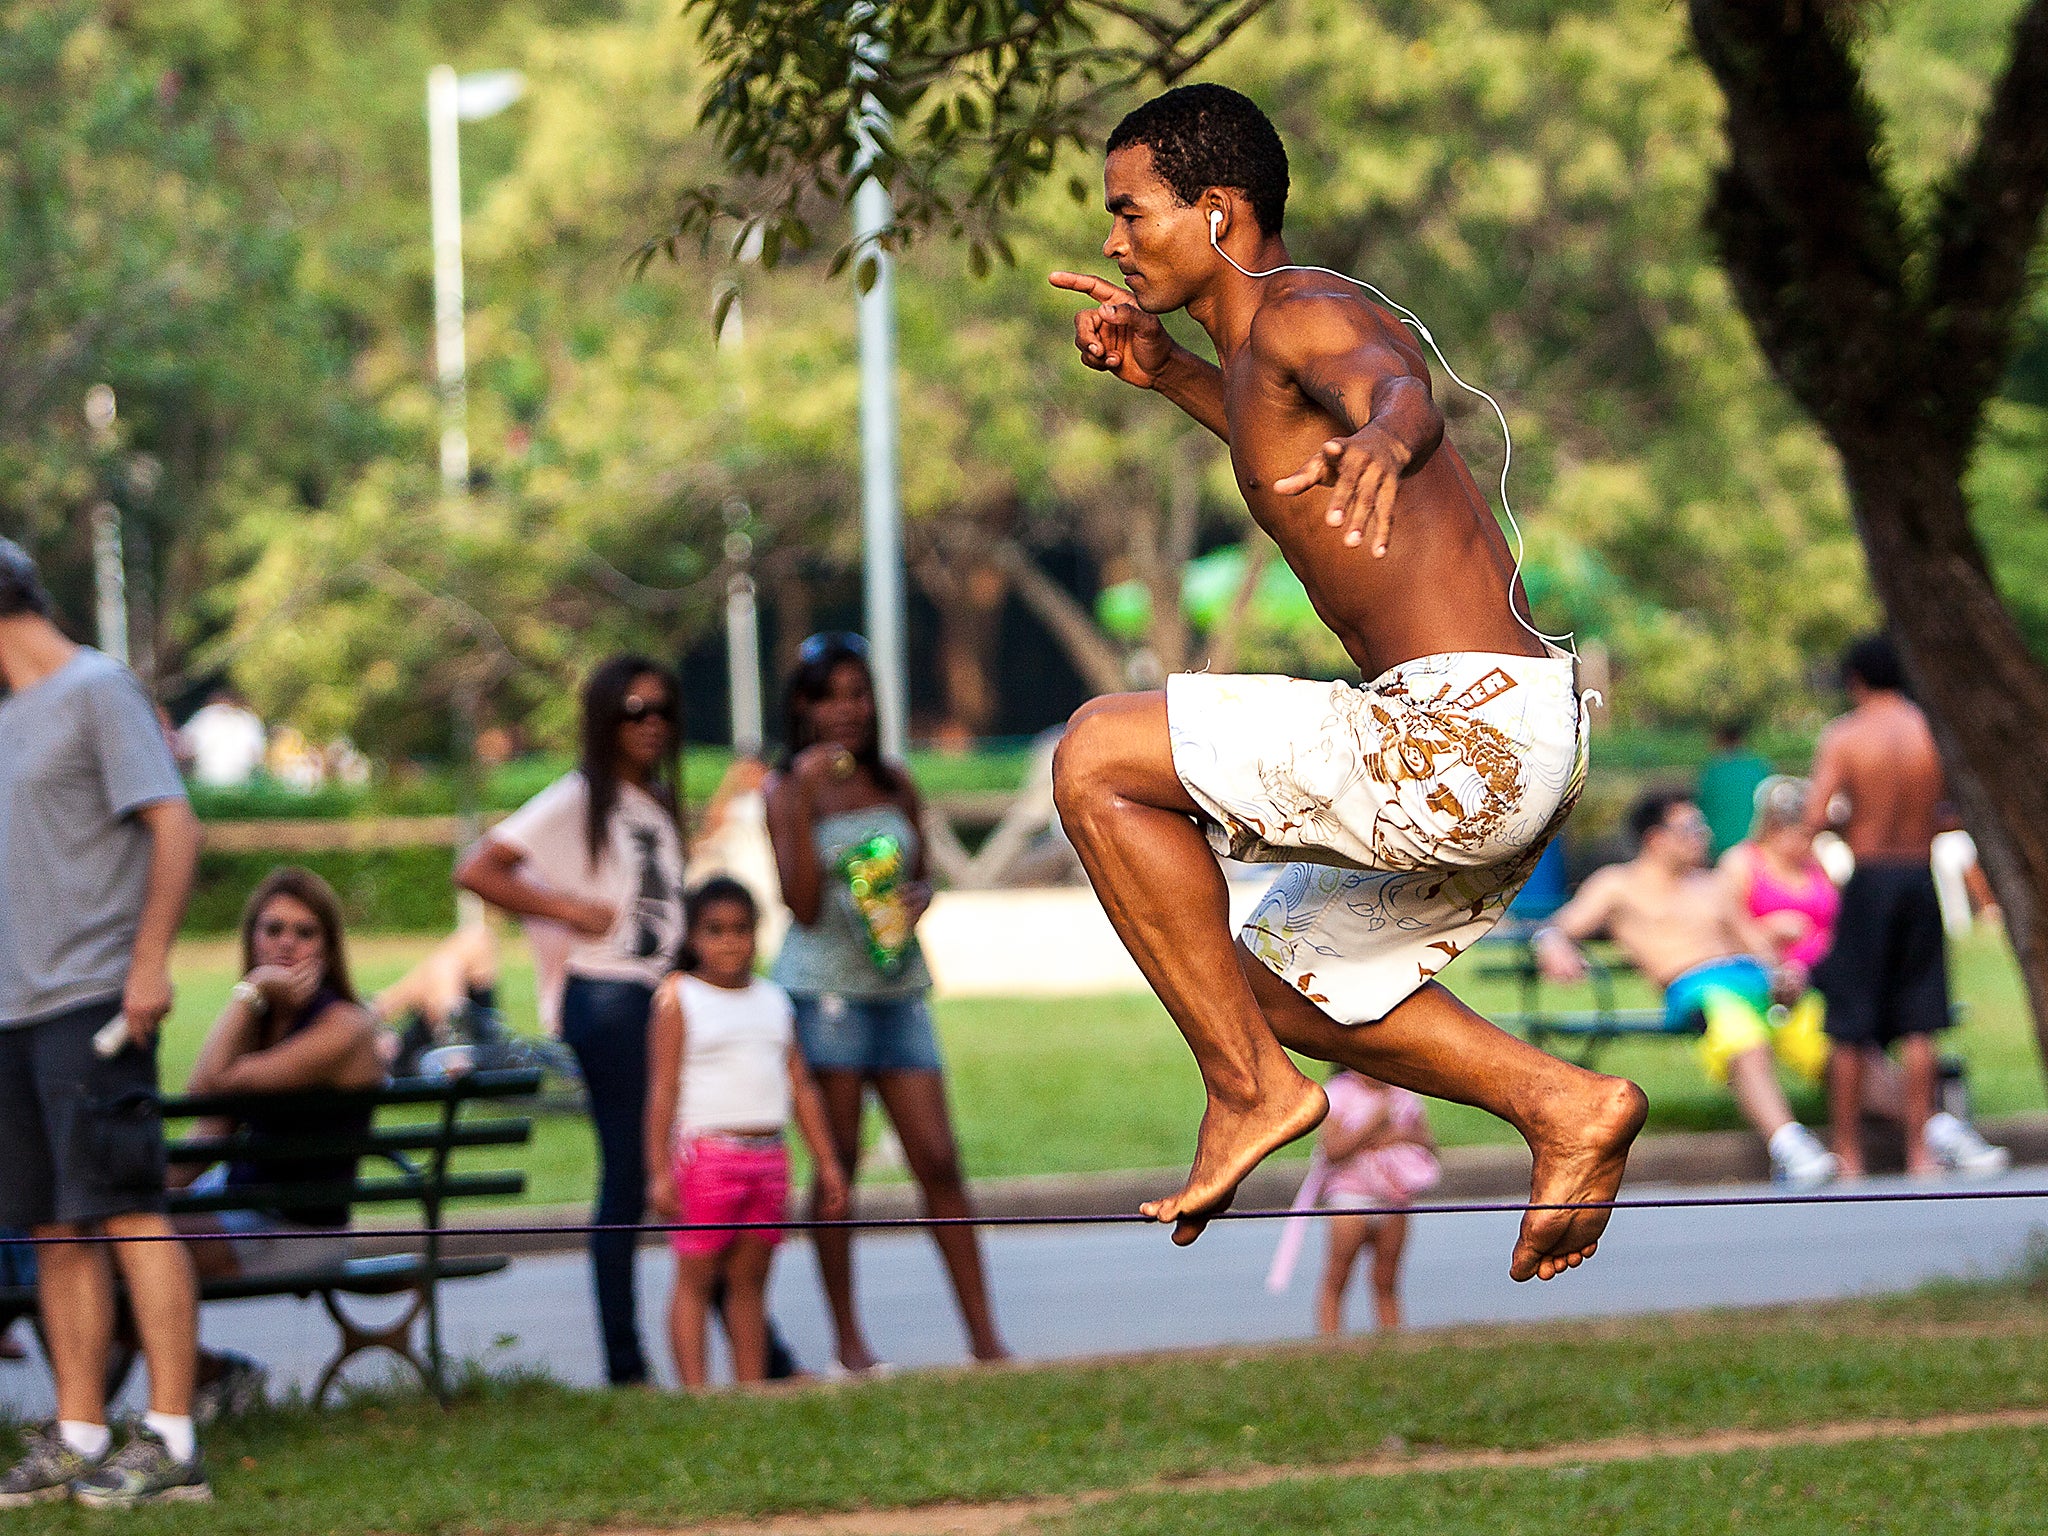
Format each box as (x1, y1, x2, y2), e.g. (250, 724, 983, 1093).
(9, 1275, 2048, 1532)
(1039, 1424, 2048, 1536)
(154, 928, 2047, 1208)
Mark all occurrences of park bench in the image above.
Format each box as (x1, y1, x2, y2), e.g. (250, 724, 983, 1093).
(0, 1067, 539, 1406)
(1474, 928, 1673, 1068)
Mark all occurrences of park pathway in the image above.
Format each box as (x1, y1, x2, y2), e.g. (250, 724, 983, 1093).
(0, 1167, 2041, 1415)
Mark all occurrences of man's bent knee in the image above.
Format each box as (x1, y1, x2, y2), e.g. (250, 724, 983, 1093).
(1052, 691, 1184, 822)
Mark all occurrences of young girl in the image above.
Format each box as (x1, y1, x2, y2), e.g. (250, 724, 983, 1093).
(1267, 1069, 1439, 1334)
(644, 879, 847, 1387)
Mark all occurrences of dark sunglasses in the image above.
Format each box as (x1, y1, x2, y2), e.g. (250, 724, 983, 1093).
(258, 919, 322, 942)
(621, 695, 677, 723)
(798, 631, 870, 665)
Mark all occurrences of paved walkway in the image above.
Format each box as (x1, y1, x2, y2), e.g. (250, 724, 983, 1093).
(3, 1168, 2043, 1414)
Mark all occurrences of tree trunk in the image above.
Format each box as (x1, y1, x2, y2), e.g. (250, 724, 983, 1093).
(912, 551, 1009, 738)
(1839, 455, 2048, 1075)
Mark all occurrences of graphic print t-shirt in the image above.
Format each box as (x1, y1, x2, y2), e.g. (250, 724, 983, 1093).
(492, 772, 684, 989)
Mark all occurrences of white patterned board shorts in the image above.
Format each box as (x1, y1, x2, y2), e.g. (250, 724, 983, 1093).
(1168, 648, 1587, 1025)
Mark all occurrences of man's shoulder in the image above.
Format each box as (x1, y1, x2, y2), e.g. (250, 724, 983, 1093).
(1247, 276, 1392, 359)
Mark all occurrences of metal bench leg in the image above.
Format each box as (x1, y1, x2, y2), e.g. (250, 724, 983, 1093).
(313, 1285, 434, 1407)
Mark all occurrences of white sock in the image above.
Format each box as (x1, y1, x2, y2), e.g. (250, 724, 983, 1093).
(143, 1411, 195, 1464)
(1924, 1111, 1962, 1145)
(57, 1420, 111, 1459)
(1768, 1122, 1818, 1159)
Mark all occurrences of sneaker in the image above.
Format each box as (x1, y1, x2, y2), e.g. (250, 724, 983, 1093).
(1769, 1124, 1840, 1190)
(193, 1350, 269, 1425)
(0, 1423, 106, 1507)
(1925, 1112, 2013, 1177)
(68, 1425, 210, 1508)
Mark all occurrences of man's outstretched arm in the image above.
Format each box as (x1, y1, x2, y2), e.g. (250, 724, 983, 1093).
(1049, 271, 1229, 440)
(1270, 299, 1446, 557)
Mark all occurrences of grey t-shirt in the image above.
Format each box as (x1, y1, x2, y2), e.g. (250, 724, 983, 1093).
(0, 648, 187, 1026)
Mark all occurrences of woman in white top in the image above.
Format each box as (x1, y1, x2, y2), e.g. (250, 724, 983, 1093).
(645, 879, 845, 1387)
(455, 654, 685, 1386)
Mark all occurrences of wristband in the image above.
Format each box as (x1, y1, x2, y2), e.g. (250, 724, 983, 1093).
(230, 979, 267, 1014)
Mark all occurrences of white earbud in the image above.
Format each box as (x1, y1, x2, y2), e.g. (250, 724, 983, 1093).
(1209, 209, 1223, 241)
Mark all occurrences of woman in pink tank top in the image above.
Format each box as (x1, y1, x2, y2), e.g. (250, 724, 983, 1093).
(1722, 775, 1840, 994)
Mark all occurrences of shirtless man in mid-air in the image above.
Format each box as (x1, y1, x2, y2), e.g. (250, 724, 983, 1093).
(1049, 83, 1645, 1281)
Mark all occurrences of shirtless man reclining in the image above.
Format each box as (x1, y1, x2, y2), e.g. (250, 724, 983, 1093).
(1532, 790, 1841, 1188)
(1049, 83, 1644, 1280)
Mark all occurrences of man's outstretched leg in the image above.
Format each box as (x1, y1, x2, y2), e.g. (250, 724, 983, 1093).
(1237, 946, 1646, 1281)
(1054, 693, 1327, 1242)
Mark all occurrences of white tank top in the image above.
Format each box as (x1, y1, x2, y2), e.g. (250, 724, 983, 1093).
(673, 974, 795, 1137)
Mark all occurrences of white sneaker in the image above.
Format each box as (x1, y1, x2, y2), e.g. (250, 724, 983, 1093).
(1925, 1112, 2012, 1177)
(1769, 1124, 1840, 1190)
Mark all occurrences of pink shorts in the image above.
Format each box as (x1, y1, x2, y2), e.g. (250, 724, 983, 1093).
(669, 1134, 790, 1258)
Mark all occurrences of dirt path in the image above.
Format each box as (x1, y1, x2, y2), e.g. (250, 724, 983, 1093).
(623, 1405, 2048, 1536)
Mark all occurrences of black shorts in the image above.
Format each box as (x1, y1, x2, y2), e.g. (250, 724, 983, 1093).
(1813, 861, 1951, 1049)
(0, 996, 167, 1229)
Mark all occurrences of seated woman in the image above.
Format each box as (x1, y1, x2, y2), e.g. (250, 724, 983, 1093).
(172, 867, 386, 1416)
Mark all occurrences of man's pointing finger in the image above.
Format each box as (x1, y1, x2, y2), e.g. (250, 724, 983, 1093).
(1049, 270, 1125, 302)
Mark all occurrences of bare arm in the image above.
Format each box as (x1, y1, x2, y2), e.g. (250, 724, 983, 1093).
(1804, 725, 1848, 836)
(186, 1001, 383, 1096)
(1319, 1097, 1389, 1163)
(1269, 297, 1447, 558)
(786, 1044, 849, 1217)
(644, 978, 685, 1218)
(122, 798, 200, 1044)
(455, 836, 613, 936)
(764, 771, 825, 926)
(1532, 869, 1620, 982)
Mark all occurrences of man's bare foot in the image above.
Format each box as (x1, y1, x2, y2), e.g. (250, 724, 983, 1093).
(1510, 1076, 1647, 1282)
(1141, 1070, 1328, 1246)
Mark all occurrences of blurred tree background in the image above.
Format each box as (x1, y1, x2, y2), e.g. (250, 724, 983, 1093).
(3, 0, 2040, 764)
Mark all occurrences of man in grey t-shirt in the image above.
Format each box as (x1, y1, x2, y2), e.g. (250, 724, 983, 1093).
(0, 541, 206, 1507)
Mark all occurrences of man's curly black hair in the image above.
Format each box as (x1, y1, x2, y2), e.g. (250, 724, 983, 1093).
(1106, 83, 1288, 237)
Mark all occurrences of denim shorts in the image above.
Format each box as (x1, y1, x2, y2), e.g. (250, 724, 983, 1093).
(791, 994, 943, 1074)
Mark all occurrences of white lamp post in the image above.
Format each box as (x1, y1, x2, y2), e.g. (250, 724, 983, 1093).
(848, 14, 909, 760)
(426, 65, 526, 498)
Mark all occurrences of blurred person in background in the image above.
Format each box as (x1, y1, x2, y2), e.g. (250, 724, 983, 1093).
(1806, 636, 2000, 1180)
(1696, 719, 1773, 861)
(457, 655, 686, 1387)
(1727, 777, 2007, 1178)
(0, 539, 206, 1507)
(765, 634, 1007, 1372)
(1534, 790, 1839, 1188)
(645, 878, 845, 1387)
(166, 867, 385, 1420)
(176, 690, 266, 791)
(1266, 1067, 1438, 1334)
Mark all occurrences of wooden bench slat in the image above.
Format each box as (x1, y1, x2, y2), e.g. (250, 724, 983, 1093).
(163, 1067, 542, 1120)
(169, 1171, 525, 1216)
(167, 1119, 533, 1164)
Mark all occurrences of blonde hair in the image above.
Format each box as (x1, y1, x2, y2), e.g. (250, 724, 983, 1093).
(1750, 775, 1809, 840)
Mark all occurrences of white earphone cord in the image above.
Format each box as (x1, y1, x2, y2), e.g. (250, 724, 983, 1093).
(1208, 216, 1575, 659)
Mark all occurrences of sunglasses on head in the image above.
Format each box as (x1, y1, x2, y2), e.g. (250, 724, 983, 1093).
(621, 695, 677, 723)
(258, 919, 322, 943)
(798, 631, 870, 666)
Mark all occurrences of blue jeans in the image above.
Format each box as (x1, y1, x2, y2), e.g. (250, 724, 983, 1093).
(561, 976, 654, 1385)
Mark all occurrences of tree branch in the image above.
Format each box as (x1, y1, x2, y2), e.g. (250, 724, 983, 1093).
(1925, 0, 2048, 422)
(987, 536, 1130, 696)
(1687, 0, 1914, 438)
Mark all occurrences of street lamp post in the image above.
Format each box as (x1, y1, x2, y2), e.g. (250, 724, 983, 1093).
(426, 65, 523, 924)
(426, 65, 525, 499)
(849, 16, 909, 761)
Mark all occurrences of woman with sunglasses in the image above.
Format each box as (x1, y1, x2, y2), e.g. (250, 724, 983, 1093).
(766, 633, 1008, 1371)
(457, 654, 686, 1386)
(171, 866, 385, 1416)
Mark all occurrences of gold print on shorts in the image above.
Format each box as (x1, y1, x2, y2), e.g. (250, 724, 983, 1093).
(1453, 668, 1517, 712)
(1340, 677, 1526, 866)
